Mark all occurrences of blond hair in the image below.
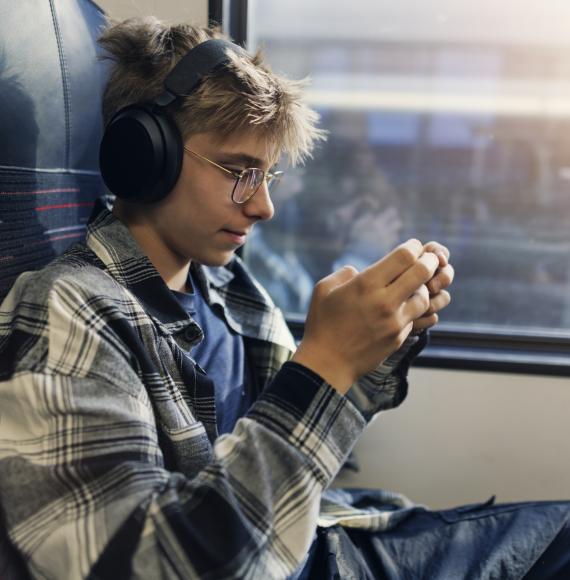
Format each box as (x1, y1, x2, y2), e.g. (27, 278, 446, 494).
(98, 17, 325, 165)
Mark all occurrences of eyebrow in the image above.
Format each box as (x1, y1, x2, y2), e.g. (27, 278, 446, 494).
(215, 152, 267, 168)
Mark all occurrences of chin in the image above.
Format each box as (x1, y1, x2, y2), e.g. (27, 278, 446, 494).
(198, 251, 235, 267)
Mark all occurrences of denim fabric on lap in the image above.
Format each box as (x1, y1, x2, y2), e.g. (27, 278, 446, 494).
(292, 496, 570, 579)
(172, 273, 250, 435)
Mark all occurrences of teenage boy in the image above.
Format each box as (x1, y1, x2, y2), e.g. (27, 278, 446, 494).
(0, 17, 568, 580)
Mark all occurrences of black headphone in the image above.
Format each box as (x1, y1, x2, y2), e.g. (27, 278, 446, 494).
(99, 39, 246, 203)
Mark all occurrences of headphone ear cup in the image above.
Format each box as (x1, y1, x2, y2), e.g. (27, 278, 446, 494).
(99, 104, 183, 203)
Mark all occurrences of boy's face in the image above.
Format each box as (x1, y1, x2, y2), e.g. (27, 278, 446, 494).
(149, 130, 276, 267)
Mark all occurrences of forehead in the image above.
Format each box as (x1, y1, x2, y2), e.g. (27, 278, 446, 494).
(186, 130, 279, 167)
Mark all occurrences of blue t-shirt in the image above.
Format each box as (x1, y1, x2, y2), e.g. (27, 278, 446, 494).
(172, 274, 251, 435)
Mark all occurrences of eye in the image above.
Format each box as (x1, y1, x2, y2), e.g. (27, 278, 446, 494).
(223, 166, 243, 177)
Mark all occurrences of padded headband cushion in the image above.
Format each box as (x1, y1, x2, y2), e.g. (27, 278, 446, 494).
(164, 38, 247, 98)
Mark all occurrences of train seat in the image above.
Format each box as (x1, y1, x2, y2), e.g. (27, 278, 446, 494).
(0, 1, 108, 577)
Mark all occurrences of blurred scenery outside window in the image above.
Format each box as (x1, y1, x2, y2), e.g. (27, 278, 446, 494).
(244, 0, 570, 336)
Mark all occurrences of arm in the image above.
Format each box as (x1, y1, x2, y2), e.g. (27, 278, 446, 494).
(0, 280, 365, 580)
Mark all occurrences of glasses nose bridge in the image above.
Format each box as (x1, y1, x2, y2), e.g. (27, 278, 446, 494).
(183, 147, 280, 204)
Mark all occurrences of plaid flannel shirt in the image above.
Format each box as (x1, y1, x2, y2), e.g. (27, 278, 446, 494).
(0, 206, 425, 579)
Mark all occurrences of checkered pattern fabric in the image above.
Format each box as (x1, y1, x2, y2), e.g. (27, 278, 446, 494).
(0, 206, 424, 579)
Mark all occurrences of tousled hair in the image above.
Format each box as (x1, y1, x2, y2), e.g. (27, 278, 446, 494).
(98, 16, 325, 165)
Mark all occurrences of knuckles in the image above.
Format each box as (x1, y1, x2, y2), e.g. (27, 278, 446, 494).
(354, 272, 372, 296)
(375, 295, 397, 318)
(342, 264, 359, 277)
(415, 259, 436, 282)
(439, 265, 455, 288)
(395, 246, 418, 269)
(377, 317, 402, 339)
(312, 279, 329, 298)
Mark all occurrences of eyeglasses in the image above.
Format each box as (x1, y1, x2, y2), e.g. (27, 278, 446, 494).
(183, 146, 283, 204)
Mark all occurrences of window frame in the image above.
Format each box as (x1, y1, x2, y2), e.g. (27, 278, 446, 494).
(209, 0, 248, 46)
(287, 318, 570, 376)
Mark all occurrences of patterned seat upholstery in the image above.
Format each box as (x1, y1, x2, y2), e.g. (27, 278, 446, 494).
(0, 2, 108, 577)
(0, 0, 108, 302)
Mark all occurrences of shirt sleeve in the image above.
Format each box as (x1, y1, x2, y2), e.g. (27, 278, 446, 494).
(0, 283, 366, 579)
(346, 331, 428, 421)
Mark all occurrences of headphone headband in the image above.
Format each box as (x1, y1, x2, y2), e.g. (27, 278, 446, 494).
(155, 38, 246, 107)
(100, 38, 247, 203)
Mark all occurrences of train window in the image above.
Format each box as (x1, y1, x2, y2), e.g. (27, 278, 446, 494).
(242, 0, 570, 373)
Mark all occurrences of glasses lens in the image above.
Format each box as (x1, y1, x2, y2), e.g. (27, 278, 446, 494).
(232, 168, 265, 203)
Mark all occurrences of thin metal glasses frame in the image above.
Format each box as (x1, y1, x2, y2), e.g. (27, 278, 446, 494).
(183, 146, 283, 204)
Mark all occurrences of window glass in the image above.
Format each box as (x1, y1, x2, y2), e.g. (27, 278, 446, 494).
(244, 0, 570, 335)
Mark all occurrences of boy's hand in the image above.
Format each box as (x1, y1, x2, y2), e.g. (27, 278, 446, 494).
(411, 241, 454, 334)
(292, 239, 439, 394)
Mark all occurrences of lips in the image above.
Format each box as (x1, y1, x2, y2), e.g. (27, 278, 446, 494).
(222, 229, 249, 245)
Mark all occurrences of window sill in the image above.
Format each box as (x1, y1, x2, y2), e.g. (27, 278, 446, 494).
(287, 318, 570, 377)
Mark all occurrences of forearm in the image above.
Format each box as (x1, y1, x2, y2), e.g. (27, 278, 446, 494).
(0, 364, 365, 579)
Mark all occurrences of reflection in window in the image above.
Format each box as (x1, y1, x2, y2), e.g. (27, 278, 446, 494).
(245, 0, 570, 333)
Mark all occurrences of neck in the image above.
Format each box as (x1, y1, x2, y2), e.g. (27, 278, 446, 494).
(113, 205, 190, 293)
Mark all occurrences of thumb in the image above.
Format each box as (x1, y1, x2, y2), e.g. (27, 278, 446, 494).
(318, 265, 359, 295)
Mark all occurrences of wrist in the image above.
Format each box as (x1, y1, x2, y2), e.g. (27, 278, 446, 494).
(292, 342, 354, 395)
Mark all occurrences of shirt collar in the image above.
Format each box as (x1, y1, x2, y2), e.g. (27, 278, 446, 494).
(200, 264, 235, 288)
(85, 199, 294, 352)
(85, 203, 237, 339)
(86, 204, 194, 337)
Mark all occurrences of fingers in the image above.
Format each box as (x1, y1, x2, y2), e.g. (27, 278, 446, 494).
(411, 290, 451, 333)
(389, 251, 440, 304)
(426, 289, 451, 315)
(315, 265, 359, 296)
(361, 239, 424, 287)
(415, 289, 451, 319)
(412, 313, 438, 333)
(402, 284, 431, 321)
(427, 264, 455, 294)
(424, 241, 450, 267)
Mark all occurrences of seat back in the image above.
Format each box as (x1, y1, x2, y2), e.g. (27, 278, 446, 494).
(0, 0, 108, 302)
(0, 2, 108, 576)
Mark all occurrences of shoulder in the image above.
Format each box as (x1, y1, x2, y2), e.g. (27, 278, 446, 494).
(0, 244, 139, 376)
(3, 243, 128, 311)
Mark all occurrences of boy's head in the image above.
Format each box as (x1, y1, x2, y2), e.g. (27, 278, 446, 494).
(99, 17, 323, 171)
(97, 17, 324, 270)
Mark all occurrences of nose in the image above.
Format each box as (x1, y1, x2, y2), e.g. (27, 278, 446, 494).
(243, 181, 274, 222)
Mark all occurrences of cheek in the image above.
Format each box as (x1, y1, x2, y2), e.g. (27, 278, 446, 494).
(162, 176, 204, 221)
(161, 167, 236, 234)
(161, 190, 226, 242)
